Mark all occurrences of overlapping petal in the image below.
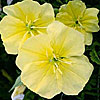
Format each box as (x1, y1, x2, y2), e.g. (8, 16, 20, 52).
(16, 34, 52, 70)
(4, 0, 41, 22)
(0, 16, 27, 54)
(33, 3, 55, 34)
(76, 28, 93, 45)
(34, 3, 55, 27)
(47, 21, 85, 57)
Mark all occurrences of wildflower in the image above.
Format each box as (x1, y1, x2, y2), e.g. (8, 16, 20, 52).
(16, 21, 93, 99)
(11, 85, 26, 100)
(0, 0, 54, 54)
(56, 0, 99, 45)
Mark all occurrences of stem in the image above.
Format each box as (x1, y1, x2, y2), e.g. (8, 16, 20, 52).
(1, 69, 13, 84)
(60, 93, 64, 100)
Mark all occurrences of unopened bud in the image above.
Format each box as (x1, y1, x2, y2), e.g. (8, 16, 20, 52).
(11, 85, 26, 100)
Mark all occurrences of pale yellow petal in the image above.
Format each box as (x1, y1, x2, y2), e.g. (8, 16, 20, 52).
(16, 34, 52, 70)
(34, 3, 55, 34)
(47, 21, 85, 57)
(56, 12, 75, 27)
(84, 32, 93, 45)
(59, 55, 93, 95)
(21, 63, 61, 99)
(58, 0, 86, 19)
(81, 8, 99, 32)
(2, 31, 30, 54)
(76, 28, 93, 45)
(0, 16, 25, 39)
(3, 0, 41, 22)
(34, 3, 55, 26)
(0, 16, 27, 54)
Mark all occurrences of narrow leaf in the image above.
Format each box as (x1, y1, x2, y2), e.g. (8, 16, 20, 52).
(9, 76, 23, 92)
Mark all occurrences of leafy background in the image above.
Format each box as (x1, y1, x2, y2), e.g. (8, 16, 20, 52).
(0, 0, 100, 100)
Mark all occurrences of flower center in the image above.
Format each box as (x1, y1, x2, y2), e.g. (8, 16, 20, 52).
(75, 20, 79, 24)
(25, 20, 47, 36)
(49, 53, 65, 74)
(74, 18, 83, 29)
(49, 53, 72, 74)
(26, 20, 34, 31)
(26, 23, 34, 31)
(49, 53, 62, 62)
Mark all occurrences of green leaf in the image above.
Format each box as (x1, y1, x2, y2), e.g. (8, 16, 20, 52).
(23, 90, 35, 100)
(56, 0, 63, 4)
(38, 97, 44, 100)
(90, 42, 100, 65)
(54, 8, 59, 15)
(0, 13, 5, 19)
(90, 50, 100, 65)
(9, 75, 23, 92)
(65, 0, 69, 3)
(85, 92, 100, 96)
(1, 69, 13, 84)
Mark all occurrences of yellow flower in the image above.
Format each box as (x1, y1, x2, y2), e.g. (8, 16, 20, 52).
(16, 21, 93, 99)
(56, 0, 99, 45)
(0, 0, 54, 54)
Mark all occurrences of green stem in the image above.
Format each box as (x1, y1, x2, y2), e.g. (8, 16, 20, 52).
(1, 69, 13, 84)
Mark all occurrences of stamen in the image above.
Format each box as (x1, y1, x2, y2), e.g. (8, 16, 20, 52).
(54, 63, 62, 74)
(33, 18, 40, 23)
(35, 30, 43, 34)
(31, 26, 47, 29)
(58, 59, 72, 64)
(30, 31, 34, 36)
(57, 68, 62, 74)
(53, 53, 58, 60)
(78, 21, 83, 28)
(28, 20, 32, 26)
(54, 63, 59, 68)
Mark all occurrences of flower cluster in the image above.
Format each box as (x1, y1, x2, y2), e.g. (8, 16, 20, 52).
(0, 0, 99, 99)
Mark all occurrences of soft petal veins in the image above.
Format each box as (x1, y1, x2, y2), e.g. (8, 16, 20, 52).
(16, 22, 93, 99)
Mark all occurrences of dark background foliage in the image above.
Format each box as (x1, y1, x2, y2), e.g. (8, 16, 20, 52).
(0, 0, 100, 100)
